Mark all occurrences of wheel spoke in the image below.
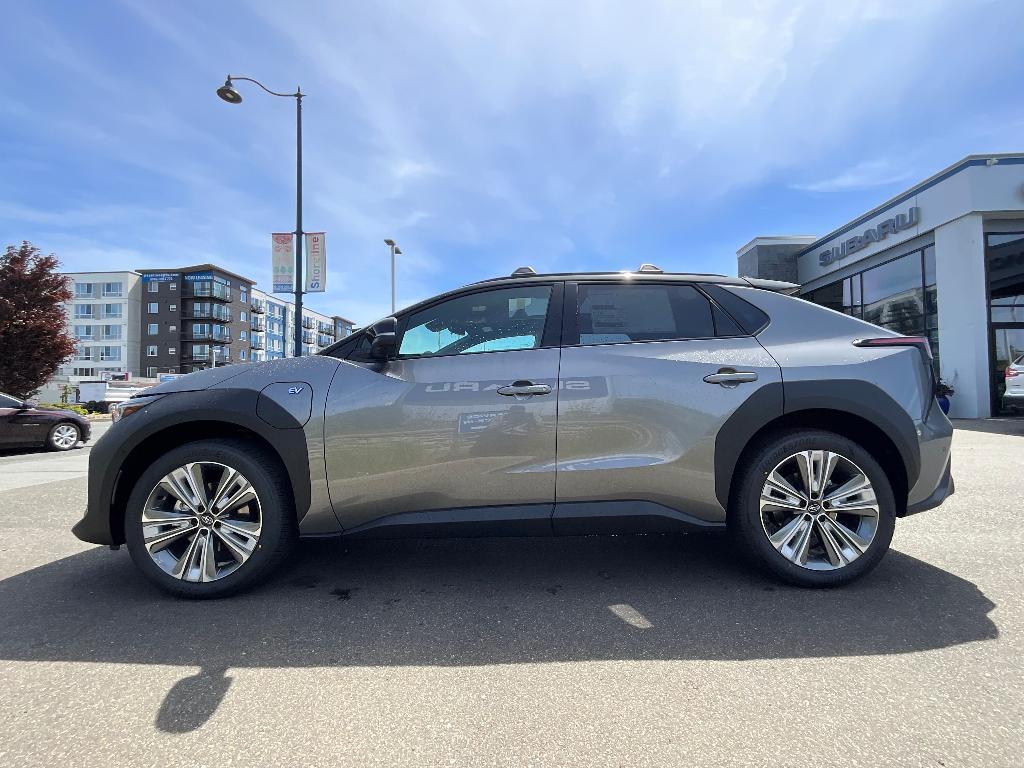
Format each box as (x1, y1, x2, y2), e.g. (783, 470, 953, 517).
(762, 470, 808, 511)
(144, 519, 198, 553)
(209, 467, 239, 511)
(824, 474, 873, 505)
(770, 514, 814, 566)
(160, 469, 202, 514)
(213, 520, 259, 563)
(820, 516, 871, 554)
(170, 530, 206, 581)
(215, 477, 257, 515)
(199, 531, 219, 582)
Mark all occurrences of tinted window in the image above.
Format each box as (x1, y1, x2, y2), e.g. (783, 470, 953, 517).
(700, 283, 770, 334)
(399, 286, 551, 357)
(576, 284, 714, 344)
(0, 393, 21, 408)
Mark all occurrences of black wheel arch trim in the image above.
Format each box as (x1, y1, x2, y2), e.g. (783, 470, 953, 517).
(714, 379, 921, 511)
(73, 388, 310, 546)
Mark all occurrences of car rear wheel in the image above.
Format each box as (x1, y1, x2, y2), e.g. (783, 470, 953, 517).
(731, 429, 896, 587)
(47, 422, 80, 451)
(124, 438, 296, 598)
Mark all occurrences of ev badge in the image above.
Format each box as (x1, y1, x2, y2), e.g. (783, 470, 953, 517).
(287, 386, 304, 395)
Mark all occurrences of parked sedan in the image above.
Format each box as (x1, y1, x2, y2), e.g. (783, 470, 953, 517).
(0, 392, 91, 451)
(73, 266, 954, 598)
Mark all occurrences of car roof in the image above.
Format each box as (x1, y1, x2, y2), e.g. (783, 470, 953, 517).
(469, 268, 797, 293)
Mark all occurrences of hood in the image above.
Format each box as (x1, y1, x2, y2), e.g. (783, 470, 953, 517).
(141, 356, 343, 396)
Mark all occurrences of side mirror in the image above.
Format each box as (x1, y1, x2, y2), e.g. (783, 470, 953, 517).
(367, 317, 399, 360)
(19, 400, 35, 410)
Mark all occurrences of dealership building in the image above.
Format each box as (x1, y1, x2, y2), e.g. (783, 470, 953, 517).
(738, 153, 1024, 418)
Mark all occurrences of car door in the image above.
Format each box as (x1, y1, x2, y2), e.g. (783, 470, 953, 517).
(553, 280, 783, 528)
(323, 282, 562, 533)
(0, 393, 22, 446)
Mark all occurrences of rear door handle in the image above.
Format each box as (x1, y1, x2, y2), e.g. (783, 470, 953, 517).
(497, 380, 552, 397)
(703, 369, 758, 387)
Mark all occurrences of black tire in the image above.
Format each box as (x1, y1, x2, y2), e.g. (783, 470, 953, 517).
(730, 429, 896, 588)
(46, 421, 81, 451)
(124, 438, 297, 599)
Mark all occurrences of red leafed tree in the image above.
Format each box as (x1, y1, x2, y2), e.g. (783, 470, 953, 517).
(0, 242, 77, 397)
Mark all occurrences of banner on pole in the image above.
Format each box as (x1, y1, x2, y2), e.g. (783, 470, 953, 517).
(271, 233, 294, 293)
(305, 232, 326, 292)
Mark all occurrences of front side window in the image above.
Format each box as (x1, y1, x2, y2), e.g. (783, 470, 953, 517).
(576, 283, 715, 344)
(398, 286, 552, 357)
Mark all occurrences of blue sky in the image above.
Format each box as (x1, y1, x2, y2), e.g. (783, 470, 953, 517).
(2, 1, 1023, 325)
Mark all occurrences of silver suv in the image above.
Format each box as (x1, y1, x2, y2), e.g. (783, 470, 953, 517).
(73, 267, 954, 598)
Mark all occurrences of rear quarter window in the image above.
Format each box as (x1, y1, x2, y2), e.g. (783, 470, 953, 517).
(576, 283, 718, 344)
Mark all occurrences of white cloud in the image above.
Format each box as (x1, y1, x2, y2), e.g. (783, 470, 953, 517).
(790, 159, 917, 193)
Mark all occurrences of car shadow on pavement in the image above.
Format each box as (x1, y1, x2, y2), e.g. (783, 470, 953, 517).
(0, 533, 998, 733)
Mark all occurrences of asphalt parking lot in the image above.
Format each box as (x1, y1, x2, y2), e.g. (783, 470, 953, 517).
(0, 421, 1021, 767)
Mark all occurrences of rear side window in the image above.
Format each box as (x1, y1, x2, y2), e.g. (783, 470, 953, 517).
(576, 283, 717, 344)
(700, 283, 771, 335)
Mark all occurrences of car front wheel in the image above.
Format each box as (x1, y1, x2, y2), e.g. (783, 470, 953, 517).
(731, 429, 896, 587)
(124, 438, 296, 598)
(47, 422, 80, 451)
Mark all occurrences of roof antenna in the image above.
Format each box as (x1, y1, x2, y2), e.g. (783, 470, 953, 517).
(636, 263, 663, 273)
(512, 266, 537, 276)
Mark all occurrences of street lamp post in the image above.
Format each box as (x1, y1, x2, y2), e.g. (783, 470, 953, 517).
(384, 239, 402, 314)
(217, 75, 305, 358)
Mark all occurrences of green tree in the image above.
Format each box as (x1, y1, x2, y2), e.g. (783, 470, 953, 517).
(0, 242, 77, 397)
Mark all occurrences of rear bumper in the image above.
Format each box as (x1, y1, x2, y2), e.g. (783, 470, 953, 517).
(904, 456, 954, 516)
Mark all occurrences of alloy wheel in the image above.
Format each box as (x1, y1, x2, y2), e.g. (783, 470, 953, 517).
(141, 461, 262, 583)
(759, 450, 879, 571)
(51, 424, 79, 449)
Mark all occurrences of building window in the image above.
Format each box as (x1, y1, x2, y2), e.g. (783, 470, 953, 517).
(102, 282, 122, 297)
(101, 346, 121, 361)
(240, 330, 247, 341)
(102, 304, 122, 319)
(102, 325, 121, 340)
(75, 283, 95, 298)
(74, 304, 95, 319)
(169, 324, 176, 332)
(170, 282, 177, 291)
(74, 324, 94, 340)
(239, 349, 247, 361)
(148, 323, 158, 335)
(147, 367, 158, 377)
(147, 345, 158, 357)
(148, 281, 159, 293)
(74, 367, 96, 377)
(148, 302, 158, 314)
(169, 304, 177, 312)
(168, 347, 176, 355)
(240, 289, 248, 303)
(240, 310, 247, 322)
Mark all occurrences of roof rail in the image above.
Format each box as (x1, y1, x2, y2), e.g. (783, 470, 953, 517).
(636, 263, 663, 273)
(511, 266, 537, 276)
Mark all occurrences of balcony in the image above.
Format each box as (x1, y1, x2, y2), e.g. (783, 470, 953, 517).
(301, 331, 315, 344)
(186, 303, 231, 322)
(250, 300, 266, 314)
(250, 338, 265, 350)
(250, 317, 266, 332)
(186, 282, 232, 302)
(317, 334, 333, 347)
(317, 321, 334, 335)
(190, 330, 232, 342)
(301, 318, 316, 330)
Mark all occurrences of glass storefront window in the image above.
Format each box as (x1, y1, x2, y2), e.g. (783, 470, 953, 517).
(987, 232, 1024, 415)
(861, 254, 925, 336)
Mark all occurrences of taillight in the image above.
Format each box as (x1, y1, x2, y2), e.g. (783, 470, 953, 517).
(1008, 368, 1021, 379)
(853, 336, 933, 359)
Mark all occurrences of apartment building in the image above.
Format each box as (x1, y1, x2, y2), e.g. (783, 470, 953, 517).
(59, 271, 142, 380)
(250, 286, 356, 361)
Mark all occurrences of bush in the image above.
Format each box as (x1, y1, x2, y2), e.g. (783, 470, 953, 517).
(39, 402, 89, 416)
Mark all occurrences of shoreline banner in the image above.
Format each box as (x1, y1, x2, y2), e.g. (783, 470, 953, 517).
(272, 233, 294, 293)
(305, 232, 326, 292)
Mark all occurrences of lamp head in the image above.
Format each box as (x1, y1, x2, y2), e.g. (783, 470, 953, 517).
(384, 239, 395, 247)
(216, 77, 243, 104)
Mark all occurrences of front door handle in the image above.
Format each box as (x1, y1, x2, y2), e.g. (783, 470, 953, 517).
(703, 369, 758, 387)
(497, 380, 552, 397)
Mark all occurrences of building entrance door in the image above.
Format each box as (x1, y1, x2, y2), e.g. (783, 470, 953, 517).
(986, 231, 1024, 417)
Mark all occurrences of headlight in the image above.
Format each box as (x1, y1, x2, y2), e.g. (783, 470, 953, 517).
(111, 394, 164, 423)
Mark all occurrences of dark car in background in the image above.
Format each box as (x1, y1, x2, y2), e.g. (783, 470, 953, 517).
(0, 392, 91, 451)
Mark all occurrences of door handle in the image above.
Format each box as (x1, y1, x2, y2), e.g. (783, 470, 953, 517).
(703, 369, 758, 387)
(497, 380, 552, 397)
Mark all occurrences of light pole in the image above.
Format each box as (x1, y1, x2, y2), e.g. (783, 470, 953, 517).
(384, 239, 402, 314)
(217, 75, 305, 358)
